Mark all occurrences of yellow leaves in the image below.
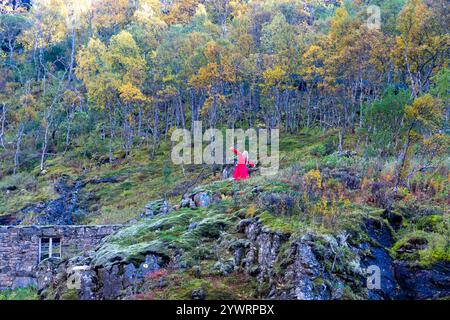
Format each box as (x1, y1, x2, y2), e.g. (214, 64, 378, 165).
(200, 94, 226, 117)
(91, 0, 131, 30)
(109, 31, 147, 85)
(229, 0, 249, 18)
(119, 83, 146, 104)
(421, 133, 448, 157)
(404, 94, 443, 129)
(194, 3, 208, 18)
(329, 7, 351, 40)
(17, 94, 37, 122)
(163, 0, 198, 25)
(204, 41, 221, 62)
(262, 65, 286, 88)
(19, 93, 36, 108)
(76, 32, 147, 108)
(301, 44, 325, 82)
(394, 0, 448, 84)
(397, 0, 430, 37)
(75, 37, 107, 83)
(162, 74, 176, 83)
(189, 63, 219, 90)
(303, 169, 322, 191)
(63, 90, 82, 106)
(19, 0, 68, 50)
(246, 204, 257, 218)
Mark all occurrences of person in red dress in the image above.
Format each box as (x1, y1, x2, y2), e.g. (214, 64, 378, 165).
(230, 147, 255, 180)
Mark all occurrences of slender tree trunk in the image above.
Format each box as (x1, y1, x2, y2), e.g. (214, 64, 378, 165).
(65, 105, 75, 152)
(108, 104, 114, 163)
(13, 125, 24, 175)
(7, 38, 14, 64)
(0, 103, 6, 150)
(394, 126, 413, 192)
(68, 28, 76, 82)
(40, 117, 50, 171)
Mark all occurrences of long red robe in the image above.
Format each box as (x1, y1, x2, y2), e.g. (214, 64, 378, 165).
(231, 148, 255, 180)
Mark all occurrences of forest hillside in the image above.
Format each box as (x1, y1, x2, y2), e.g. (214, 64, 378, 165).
(0, 0, 448, 300)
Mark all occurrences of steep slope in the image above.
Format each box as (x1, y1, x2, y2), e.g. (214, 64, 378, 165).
(35, 146, 449, 300)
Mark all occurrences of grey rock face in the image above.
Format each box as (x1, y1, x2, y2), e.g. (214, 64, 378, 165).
(144, 199, 170, 217)
(10, 177, 87, 226)
(38, 254, 166, 300)
(191, 288, 206, 300)
(258, 192, 295, 216)
(236, 219, 364, 300)
(180, 189, 216, 209)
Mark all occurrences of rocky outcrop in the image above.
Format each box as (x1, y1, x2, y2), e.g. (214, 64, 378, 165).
(9, 177, 86, 225)
(235, 218, 365, 300)
(239, 218, 290, 279)
(180, 189, 220, 209)
(394, 261, 450, 299)
(143, 199, 170, 217)
(27, 184, 449, 301)
(38, 253, 167, 300)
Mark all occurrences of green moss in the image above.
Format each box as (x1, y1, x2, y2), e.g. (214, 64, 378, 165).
(391, 231, 450, 267)
(60, 288, 79, 300)
(417, 215, 449, 234)
(0, 287, 38, 300)
(258, 211, 299, 234)
(148, 271, 259, 300)
(0, 172, 58, 217)
(92, 203, 235, 267)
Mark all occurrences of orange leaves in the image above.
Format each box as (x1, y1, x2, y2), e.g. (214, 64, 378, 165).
(204, 41, 221, 62)
(189, 62, 219, 90)
(188, 40, 238, 90)
(163, 0, 199, 25)
(119, 83, 147, 104)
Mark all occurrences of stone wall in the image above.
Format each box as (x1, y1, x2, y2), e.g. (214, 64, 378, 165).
(0, 225, 122, 290)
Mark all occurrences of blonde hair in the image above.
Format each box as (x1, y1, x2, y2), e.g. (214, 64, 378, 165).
(242, 150, 249, 163)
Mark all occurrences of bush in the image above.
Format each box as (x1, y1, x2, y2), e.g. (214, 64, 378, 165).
(310, 137, 337, 157)
(0, 287, 38, 300)
(258, 192, 297, 216)
(321, 152, 354, 169)
(310, 144, 326, 157)
(0, 172, 37, 192)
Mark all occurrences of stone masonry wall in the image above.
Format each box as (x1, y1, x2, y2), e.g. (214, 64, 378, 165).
(0, 225, 122, 290)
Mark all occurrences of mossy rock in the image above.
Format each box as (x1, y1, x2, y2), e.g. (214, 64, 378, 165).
(92, 203, 234, 268)
(391, 231, 450, 267)
(60, 288, 79, 300)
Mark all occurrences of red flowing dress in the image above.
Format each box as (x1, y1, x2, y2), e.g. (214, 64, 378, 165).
(231, 148, 255, 180)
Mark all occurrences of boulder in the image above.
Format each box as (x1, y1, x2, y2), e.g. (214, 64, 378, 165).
(193, 192, 211, 207)
(191, 288, 206, 300)
(180, 189, 214, 209)
(144, 199, 170, 217)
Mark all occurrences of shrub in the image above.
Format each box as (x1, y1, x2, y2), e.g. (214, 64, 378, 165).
(302, 169, 322, 202)
(258, 192, 297, 216)
(0, 172, 37, 192)
(0, 287, 38, 300)
(310, 144, 326, 157)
